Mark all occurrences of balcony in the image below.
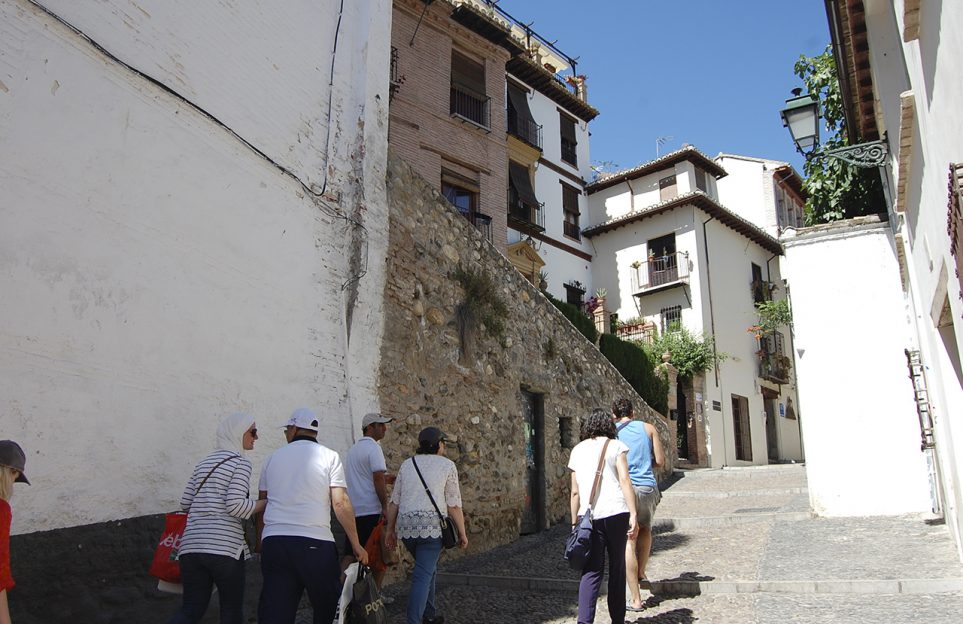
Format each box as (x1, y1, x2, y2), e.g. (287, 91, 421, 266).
(630, 252, 689, 295)
(758, 332, 791, 384)
(389, 46, 403, 100)
(507, 110, 542, 150)
(507, 190, 545, 235)
(450, 83, 491, 130)
(751, 279, 774, 304)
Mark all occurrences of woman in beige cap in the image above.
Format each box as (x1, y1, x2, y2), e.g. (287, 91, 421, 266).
(0, 439, 29, 624)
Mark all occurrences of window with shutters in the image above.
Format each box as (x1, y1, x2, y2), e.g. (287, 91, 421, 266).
(562, 183, 581, 240)
(507, 161, 544, 233)
(560, 113, 577, 167)
(507, 82, 541, 149)
(948, 163, 963, 307)
(450, 51, 490, 129)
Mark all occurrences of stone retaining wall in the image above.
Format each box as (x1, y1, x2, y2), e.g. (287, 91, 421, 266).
(378, 151, 674, 556)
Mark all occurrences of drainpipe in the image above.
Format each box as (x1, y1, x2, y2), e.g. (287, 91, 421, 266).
(625, 178, 636, 211)
(702, 214, 728, 466)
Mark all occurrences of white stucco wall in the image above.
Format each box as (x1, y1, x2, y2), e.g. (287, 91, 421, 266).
(0, 0, 391, 533)
(781, 221, 931, 515)
(716, 157, 770, 233)
(866, 0, 963, 557)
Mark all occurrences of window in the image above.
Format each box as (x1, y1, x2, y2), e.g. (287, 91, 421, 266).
(443, 170, 491, 242)
(694, 168, 708, 192)
(560, 113, 578, 166)
(948, 163, 963, 304)
(450, 51, 489, 128)
(507, 161, 543, 232)
(751, 263, 768, 304)
(660, 305, 682, 333)
(647, 233, 678, 286)
(562, 183, 581, 240)
(507, 82, 541, 148)
(659, 174, 677, 201)
(564, 282, 585, 306)
(731, 394, 752, 461)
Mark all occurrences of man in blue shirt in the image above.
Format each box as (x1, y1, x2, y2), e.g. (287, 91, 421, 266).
(613, 398, 665, 612)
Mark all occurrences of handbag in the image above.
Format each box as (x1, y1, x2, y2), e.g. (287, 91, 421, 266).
(564, 439, 610, 570)
(411, 457, 459, 549)
(148, 455, 235, 582)
(346, 564, 388, 624)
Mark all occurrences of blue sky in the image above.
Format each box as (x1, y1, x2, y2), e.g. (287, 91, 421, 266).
(506, 0, 830, 176)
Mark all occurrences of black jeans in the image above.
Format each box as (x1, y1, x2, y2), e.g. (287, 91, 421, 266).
(258, 536, 340, 624)
(578, 512, 629, 624)
(168, 552, 246, 624)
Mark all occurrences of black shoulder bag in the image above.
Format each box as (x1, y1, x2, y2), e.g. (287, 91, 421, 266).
(564, 439, 610, 570)
(411, 457, 458, 549)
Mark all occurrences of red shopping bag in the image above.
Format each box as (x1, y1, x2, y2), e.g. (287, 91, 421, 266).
(149, 512, 188, 583)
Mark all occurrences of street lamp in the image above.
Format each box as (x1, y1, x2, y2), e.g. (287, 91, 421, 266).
(779, 89, 820, 156)
(779, 89, 888, 168)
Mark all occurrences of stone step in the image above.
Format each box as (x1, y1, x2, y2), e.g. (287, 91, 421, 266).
(436, 572, 963, 596)
(655, 510, 813, 530)
(662, 486, 808, 498)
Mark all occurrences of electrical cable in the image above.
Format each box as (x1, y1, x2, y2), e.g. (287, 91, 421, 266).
(23, 0, 370, 287)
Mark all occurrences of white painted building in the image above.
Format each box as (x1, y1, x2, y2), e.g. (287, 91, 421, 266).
(0, 0, 391, 534)
(823, 0, 963, 558)
(503, 27, 597, 305)
(585, 147, 803, 468)
(715, 154, 807, 237)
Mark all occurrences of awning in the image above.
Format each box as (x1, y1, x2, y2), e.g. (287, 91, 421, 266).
(509, 162, 539, 207)
(507, 83, 536, 127)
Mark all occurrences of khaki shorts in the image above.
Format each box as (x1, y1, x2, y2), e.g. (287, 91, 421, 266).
(633, 484, 661, 527)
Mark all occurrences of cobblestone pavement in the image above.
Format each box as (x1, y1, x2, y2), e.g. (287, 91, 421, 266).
(299, 464, 963, 623)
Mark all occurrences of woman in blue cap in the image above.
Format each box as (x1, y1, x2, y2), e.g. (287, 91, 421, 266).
(385, 427, 468, 624)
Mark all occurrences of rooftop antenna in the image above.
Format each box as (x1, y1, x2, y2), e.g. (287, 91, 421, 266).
(656, 135, 674, 157)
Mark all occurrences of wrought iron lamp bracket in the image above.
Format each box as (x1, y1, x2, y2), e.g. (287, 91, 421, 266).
(812, 139, 889, 168)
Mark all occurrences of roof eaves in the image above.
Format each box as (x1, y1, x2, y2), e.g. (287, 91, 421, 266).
(586, 146, 727, 193)
(583, 191, 782, 254)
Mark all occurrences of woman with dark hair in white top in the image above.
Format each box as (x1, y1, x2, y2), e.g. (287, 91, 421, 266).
(385, 427, 467, 624)
(168, 413, 267, 624)
(568, 408, 638, 624)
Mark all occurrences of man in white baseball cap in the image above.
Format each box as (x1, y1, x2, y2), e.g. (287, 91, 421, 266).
(257, 408, 367, 623)
(345, 413, 395, 588)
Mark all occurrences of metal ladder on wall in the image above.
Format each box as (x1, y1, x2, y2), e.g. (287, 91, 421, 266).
(905, 348, 936, 451)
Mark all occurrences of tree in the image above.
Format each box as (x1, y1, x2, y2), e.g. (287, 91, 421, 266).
(793, 46, 885, 224)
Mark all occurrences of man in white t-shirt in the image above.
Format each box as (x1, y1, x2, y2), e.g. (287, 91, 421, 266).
(345, 412, 394, 588)
(257, 408, 368, 624)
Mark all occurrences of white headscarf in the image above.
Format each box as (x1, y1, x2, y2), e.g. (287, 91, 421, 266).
(215, 412, 255, 454)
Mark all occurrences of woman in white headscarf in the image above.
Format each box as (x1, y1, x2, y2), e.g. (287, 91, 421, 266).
(168, 413, 267, 624)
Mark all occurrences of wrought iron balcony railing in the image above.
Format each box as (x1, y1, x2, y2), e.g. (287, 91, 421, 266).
(630, 252, 689, 294)
(450, 83, 491, 130)
(563, 220, 581, 240)
(507, 192, 545, 234)
(507, 110, 542, 149)
(561, 138, 578, 166)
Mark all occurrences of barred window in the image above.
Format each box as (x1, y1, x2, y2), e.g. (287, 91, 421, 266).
(660, 305, 682, 333)
(948, 163, 963, 307)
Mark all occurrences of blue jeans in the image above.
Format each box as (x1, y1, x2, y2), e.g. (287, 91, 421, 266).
(402, 536, 443, 624)
(258, 536, 340, 624)
(168, 552, 246, 624)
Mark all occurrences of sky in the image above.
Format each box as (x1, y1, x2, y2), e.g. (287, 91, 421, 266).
(502, 0, 831, 176)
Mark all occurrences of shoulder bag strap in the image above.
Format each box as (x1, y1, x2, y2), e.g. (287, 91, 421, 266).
(586, 439, 611, 511)
(616, 421, 631, 433)
(189, 454, 236, 512)
(411, 457, 445, 522)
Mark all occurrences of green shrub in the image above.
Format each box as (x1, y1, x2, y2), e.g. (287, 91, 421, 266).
(545, 293, 598, 343)
(599, 334, 670, 416)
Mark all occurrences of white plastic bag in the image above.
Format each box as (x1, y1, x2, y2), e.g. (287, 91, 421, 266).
(335, 562, 360, 624)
